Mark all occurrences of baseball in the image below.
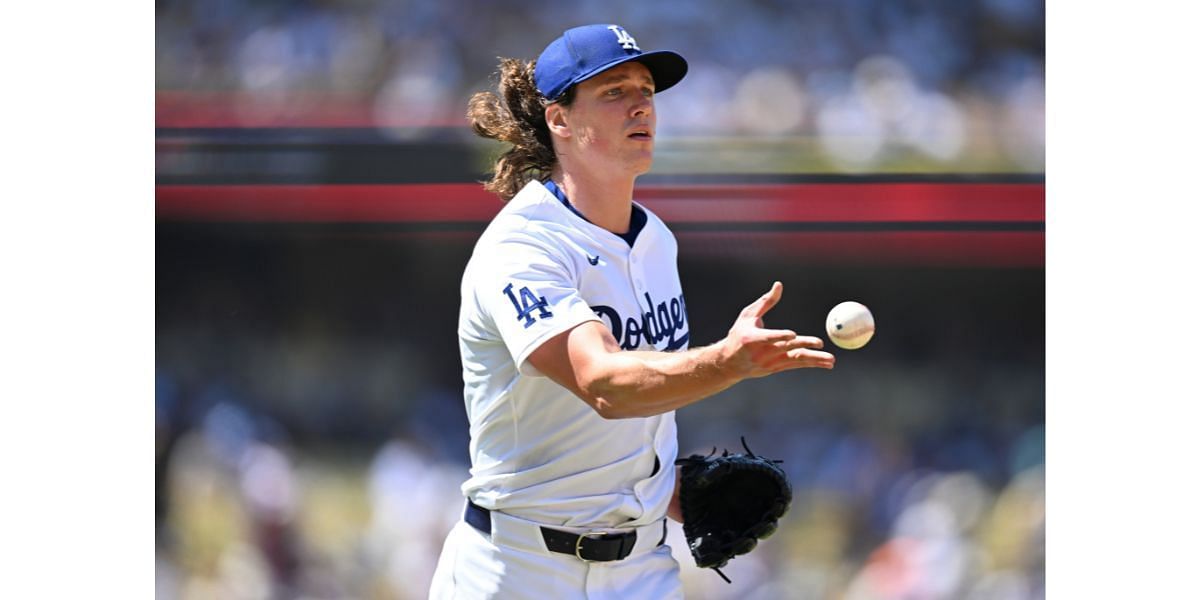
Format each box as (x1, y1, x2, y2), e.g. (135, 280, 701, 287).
(825, 301, 875, 350)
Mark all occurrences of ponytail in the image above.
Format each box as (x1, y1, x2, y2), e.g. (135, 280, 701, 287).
(467, 58, 574, 202)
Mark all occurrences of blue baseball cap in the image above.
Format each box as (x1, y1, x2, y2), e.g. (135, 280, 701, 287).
(534, 24, 688, 102)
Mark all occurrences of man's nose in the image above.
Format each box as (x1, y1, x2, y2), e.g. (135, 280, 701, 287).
(631, 97, 653, 118)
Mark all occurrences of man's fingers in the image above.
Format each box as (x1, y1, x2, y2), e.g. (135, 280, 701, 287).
(759, 348, 835, 373)
(755, 281, 783, 318)
(772, 336, 824, 351)
(742, 281, 783, 319)
(785, 348, 836, 367)
(757, 329, 798, 344)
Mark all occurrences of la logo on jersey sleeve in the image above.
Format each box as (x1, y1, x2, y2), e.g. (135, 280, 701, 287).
(503, 283, 553, 328)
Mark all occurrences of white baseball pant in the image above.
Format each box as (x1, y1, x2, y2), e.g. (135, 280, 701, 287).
(429, 506, 683, 599)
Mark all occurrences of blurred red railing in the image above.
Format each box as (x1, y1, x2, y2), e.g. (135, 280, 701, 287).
(156, 182, 1044, 267)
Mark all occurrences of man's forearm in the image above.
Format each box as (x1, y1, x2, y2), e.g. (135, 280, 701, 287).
(668, 465, 684, 522)
(580, 340, 741, 418)
(535, 283, 834, 419)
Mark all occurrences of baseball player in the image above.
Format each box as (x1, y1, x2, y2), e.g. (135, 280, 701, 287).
(429, 24, 835, 599)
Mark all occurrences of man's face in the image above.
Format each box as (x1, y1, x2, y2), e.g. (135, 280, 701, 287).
(555, 61, 657, 178)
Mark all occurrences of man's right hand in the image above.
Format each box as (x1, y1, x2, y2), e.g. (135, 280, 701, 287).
(717, 281, 835, 379)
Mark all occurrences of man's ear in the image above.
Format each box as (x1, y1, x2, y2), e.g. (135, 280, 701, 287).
(545, 103, 570, 140)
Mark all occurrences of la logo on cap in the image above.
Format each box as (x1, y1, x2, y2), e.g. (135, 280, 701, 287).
(607, 25, 640, 51)
(533, 24, 688, 101)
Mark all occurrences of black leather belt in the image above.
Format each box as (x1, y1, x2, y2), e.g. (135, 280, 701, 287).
(465, 499, 666, 562)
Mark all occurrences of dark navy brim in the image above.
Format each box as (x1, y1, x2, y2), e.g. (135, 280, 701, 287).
(556, 50, 688, 100)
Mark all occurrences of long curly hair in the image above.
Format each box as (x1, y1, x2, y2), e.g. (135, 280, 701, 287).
(467, 58, 575, 202)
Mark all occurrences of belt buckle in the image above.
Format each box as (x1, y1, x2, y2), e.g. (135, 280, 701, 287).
(574, 530, 609, 562)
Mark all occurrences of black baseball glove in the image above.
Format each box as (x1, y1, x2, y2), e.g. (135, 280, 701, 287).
(674, 437, 792, 583)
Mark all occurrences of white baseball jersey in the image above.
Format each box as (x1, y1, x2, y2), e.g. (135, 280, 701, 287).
(456, 179, 690, 530)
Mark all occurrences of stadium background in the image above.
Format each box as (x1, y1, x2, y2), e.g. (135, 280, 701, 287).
(155, 1, 1045, 598)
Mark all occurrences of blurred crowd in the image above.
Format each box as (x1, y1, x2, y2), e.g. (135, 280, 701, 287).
(155, 0, 1044, 172)
(155, 371, 1043, 600)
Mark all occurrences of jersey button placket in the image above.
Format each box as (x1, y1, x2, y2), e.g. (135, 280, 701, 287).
(630, 252, 646, 295)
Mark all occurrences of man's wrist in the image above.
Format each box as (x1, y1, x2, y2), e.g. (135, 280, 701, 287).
(701, 338, 738, 382)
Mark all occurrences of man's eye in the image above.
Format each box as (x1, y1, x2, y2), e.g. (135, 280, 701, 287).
(642, 88, 655, 97)
(607, 88, 622, 96)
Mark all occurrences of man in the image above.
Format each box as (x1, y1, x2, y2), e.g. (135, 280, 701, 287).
(430, 24, 834, 599)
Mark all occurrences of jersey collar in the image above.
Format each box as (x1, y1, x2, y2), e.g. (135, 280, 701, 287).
(542, 180, 647, 248)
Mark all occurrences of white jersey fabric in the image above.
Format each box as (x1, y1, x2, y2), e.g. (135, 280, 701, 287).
(456, 179, 690, 530)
